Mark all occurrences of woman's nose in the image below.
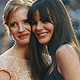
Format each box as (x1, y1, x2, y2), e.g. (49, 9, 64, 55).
(36, 22, 43, 31)
(18, 24, 25, 32)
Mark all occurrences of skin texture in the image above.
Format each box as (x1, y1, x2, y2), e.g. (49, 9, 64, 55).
(9, 7, 31, 46)
(27, 0, 80, 79)
(32, 10, 80, 80)
(0, 7, 31, 80)
(0, 71, 11, 80)
(55, 44, 80, 80)
(32, 10, 54, 45)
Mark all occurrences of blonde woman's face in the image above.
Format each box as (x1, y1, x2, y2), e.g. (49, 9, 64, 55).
(9, 7, 31, 45)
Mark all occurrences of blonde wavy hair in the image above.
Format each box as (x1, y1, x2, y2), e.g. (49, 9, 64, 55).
(3, 0, 33, 26)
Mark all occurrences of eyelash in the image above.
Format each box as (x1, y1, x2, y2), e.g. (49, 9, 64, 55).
(32, 22, 37, 25)
(10, 20, 29, 27)
(10, 23, 17, 27)
(32, 19, 51, 25)
(24, 20, 29, 24)
(42, 20, 50, 23)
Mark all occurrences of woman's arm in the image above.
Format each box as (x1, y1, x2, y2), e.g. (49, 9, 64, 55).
(0, 70, 11, 80)
(56, 44, 80, 80)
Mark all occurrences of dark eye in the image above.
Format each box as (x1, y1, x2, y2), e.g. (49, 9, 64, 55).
(42, 19, 50, 23)
(32, 21, 37, 25)
(10, 23, 16, 27)
(24, 20, 29, 24)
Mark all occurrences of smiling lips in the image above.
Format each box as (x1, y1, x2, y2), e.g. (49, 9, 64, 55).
(18, 33, 30, 39)
(37, 32, 49, 38)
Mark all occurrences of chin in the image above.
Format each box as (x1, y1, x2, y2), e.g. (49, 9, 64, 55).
(22, 41, 29, 44)
(18, 40, 30, 45)
(39, 41, 48, 45)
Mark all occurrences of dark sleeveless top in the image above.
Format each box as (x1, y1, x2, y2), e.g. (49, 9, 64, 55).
(46, 65, 64, 80)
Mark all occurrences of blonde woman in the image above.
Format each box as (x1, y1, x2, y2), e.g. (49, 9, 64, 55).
(0, 0, 34, 80)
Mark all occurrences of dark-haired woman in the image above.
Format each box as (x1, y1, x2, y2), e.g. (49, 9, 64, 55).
(28, 0, 80, 80)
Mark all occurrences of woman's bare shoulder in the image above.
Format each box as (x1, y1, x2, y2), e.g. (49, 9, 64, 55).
(56, 44, 78, 58)
(55, 44, 80, 80)
(56, 44, 79, 67)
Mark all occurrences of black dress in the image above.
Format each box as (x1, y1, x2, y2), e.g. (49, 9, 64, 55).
(46, 65, 64, 80)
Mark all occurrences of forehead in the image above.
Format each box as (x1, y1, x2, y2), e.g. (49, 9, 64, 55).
(10, 7, 29, 24)
(33, 9, 51, 22)
(34, 10, 40, 21)
(12, 7, 29, 17)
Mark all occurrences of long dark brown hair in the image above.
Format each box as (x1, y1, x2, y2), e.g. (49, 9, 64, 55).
(28, 0, 80, 79)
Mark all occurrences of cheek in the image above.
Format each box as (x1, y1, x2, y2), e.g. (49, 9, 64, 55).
(28, 26, 31, 32)
(51, 26, 54, 34)
(9, 28, 18, 35)
(32, 26, 36, 34)
(52, 25, 54, 33)
(25, 24, 31, 31)
(49, 24, 54, 34)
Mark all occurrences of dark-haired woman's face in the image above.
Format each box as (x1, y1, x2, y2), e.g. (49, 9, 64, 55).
(32, 10, 54, 45)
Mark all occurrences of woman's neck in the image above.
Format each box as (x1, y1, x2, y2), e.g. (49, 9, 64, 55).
(15, 42, 29, 48)
(10, 43, 30, 60)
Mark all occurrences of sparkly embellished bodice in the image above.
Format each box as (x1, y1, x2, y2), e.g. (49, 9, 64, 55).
(0, 55, 33, 80)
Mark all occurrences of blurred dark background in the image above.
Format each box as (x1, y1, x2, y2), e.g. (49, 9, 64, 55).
(0, 0, 15, 54)
(0, 0, 80, 54)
